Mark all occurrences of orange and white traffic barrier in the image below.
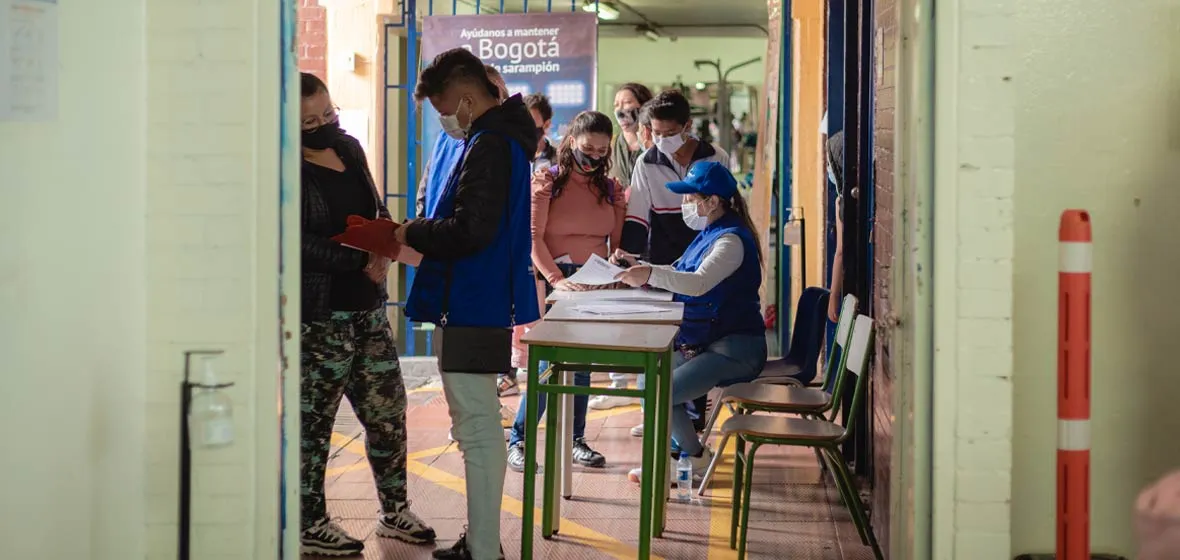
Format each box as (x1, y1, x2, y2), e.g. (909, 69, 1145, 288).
(1057, 209, 1092, 560)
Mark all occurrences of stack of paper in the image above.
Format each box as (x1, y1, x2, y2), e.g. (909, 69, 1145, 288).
(569, 302, 671, 315)
(564, 254, 626, 285)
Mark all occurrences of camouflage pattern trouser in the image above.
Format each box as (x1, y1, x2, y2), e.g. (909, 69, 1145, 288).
(301, 308, 408, 529)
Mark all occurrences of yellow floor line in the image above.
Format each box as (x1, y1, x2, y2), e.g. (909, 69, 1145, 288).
(406, 458, 664, 560)
(706, 407, 739, 560)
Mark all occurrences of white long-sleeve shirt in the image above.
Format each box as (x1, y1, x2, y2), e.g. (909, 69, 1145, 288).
(646, 234, 744, 297)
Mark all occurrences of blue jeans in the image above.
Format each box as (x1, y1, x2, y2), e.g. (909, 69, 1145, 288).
(508, 360, 590, 447)
(669, 333, 768, 457)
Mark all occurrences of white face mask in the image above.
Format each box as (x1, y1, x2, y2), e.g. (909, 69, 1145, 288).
(681, 202, 709, 231)
(655, 131, 686, 158)
(440, 98, 469, 140)
(827, 163, 837, 185)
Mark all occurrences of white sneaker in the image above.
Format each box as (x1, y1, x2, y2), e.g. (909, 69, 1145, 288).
(589, 394, 638, 410)
(376, 502, 437, 544)
(301, 518, 364, 556)
(630, 424, 644, 437)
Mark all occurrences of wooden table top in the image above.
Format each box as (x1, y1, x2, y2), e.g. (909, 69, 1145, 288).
(544, 287, 675, 305)
(521, 320, 679, 352)
(543, 300, 685, 325)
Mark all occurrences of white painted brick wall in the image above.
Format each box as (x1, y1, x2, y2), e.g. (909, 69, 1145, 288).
(144, 0, 265, 558)
(948, 0, 1017, 556)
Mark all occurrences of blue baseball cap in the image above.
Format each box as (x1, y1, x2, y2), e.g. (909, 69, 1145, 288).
(666, 161, 738, 199)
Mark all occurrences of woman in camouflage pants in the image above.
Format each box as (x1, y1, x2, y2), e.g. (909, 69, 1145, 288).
(297, 72, 435, 557)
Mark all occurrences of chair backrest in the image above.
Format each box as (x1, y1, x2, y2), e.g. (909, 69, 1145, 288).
(819, 294, 859, 401)
(782, 287, 830, 384)
(832, 315, 875, 441)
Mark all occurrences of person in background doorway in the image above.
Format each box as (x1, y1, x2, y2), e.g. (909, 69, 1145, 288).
(614, 161, 768, 483)
(505, 110, 623, 473)
(524, 93, 557, 173)
(608, 82, 654, 191)
(823, 111, 846, 324)
(397, 48, 540, 560)
(612, 90, 730, 436)
(297, 72, 435, 557)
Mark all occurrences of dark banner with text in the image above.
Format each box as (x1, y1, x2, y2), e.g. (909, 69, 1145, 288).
(419, 12, 598, 153)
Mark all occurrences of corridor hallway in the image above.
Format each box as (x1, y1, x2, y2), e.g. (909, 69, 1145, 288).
(315, 378, 876, 559)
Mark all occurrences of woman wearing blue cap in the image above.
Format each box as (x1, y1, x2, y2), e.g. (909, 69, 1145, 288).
(613, 160, 768, 482)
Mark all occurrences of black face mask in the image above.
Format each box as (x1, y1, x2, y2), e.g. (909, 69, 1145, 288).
(615, 107, 639, 127)
(302, 121, 341, 150)
(573, 149, 605, 172)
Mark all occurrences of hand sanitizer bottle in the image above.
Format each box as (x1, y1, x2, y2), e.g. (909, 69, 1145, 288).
(189, 355, 235, 448)
(676, 452, 693, 503)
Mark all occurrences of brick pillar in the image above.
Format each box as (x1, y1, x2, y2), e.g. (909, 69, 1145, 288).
(297, 0, 327, 80)
(870, 0, 898, 553)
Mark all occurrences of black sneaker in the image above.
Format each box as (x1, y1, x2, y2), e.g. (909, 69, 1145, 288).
(376, 501, 437, 544)
(301, 518, 364, 556)
(506, 442, 543, 474)
(572, 437, 606, 467)
(431, 533, 505, 560)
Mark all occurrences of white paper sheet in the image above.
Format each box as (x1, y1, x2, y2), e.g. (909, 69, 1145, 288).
(569, 302, 672, 315)
(547, 288, 674, 302)
(564, 253, 626, 286)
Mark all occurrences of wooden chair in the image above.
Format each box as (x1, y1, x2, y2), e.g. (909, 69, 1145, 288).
(724, 314, 883, 560)
(696, 294, 859, 495)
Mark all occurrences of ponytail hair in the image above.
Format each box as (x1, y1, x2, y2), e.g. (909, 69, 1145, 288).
(721, 192, 763, 267)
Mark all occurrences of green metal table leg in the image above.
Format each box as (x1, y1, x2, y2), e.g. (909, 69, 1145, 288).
(542, 373, 559, 539)
(520, 353, 543, 560)
(652, 349, 673, 536)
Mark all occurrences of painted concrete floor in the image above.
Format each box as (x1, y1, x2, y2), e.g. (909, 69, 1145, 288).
(313, 377, 877, 559)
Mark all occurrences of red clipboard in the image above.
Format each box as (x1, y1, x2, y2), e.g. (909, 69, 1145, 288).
(331, 216, 423, 266)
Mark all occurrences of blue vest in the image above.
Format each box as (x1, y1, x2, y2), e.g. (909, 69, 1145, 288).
(422, 133, 466, 218)
(405, 131, 541, 328)
(673, 214, 764, 347)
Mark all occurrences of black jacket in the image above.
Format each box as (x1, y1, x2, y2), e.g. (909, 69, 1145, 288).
(404, 95, 538, 260)
(301, 134, 391, 323)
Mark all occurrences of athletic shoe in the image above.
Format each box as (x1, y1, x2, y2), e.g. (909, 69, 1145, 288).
(588, 394, 636, 410)
(630, 424, 644, 437)
(432, 532, 505, 560)
(506, 442, 543, 474)
(572, 437, 606, 467)
(300, 518, 364, 556)
(376, 501, 437, 544)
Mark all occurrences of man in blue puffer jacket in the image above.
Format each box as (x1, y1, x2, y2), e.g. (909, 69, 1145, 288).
(393, 48, 539, 560)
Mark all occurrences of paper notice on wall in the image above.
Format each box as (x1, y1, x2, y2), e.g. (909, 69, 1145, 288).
(0, 0, 58, 121)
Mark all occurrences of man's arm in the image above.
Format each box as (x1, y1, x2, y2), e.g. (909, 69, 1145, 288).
(619, 161, 652, 255)
(828, 196, 845, 322)
(403, 135, 511, 260)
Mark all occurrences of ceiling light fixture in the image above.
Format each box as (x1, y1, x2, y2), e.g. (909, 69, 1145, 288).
(636, 25, 660, 41)
(581, 1, 620, 20)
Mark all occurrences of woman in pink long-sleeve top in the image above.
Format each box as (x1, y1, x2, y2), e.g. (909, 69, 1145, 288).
(505, 111, 625, 473)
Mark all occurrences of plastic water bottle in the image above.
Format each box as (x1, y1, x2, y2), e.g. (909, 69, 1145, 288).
(676, 452, 693, 502)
